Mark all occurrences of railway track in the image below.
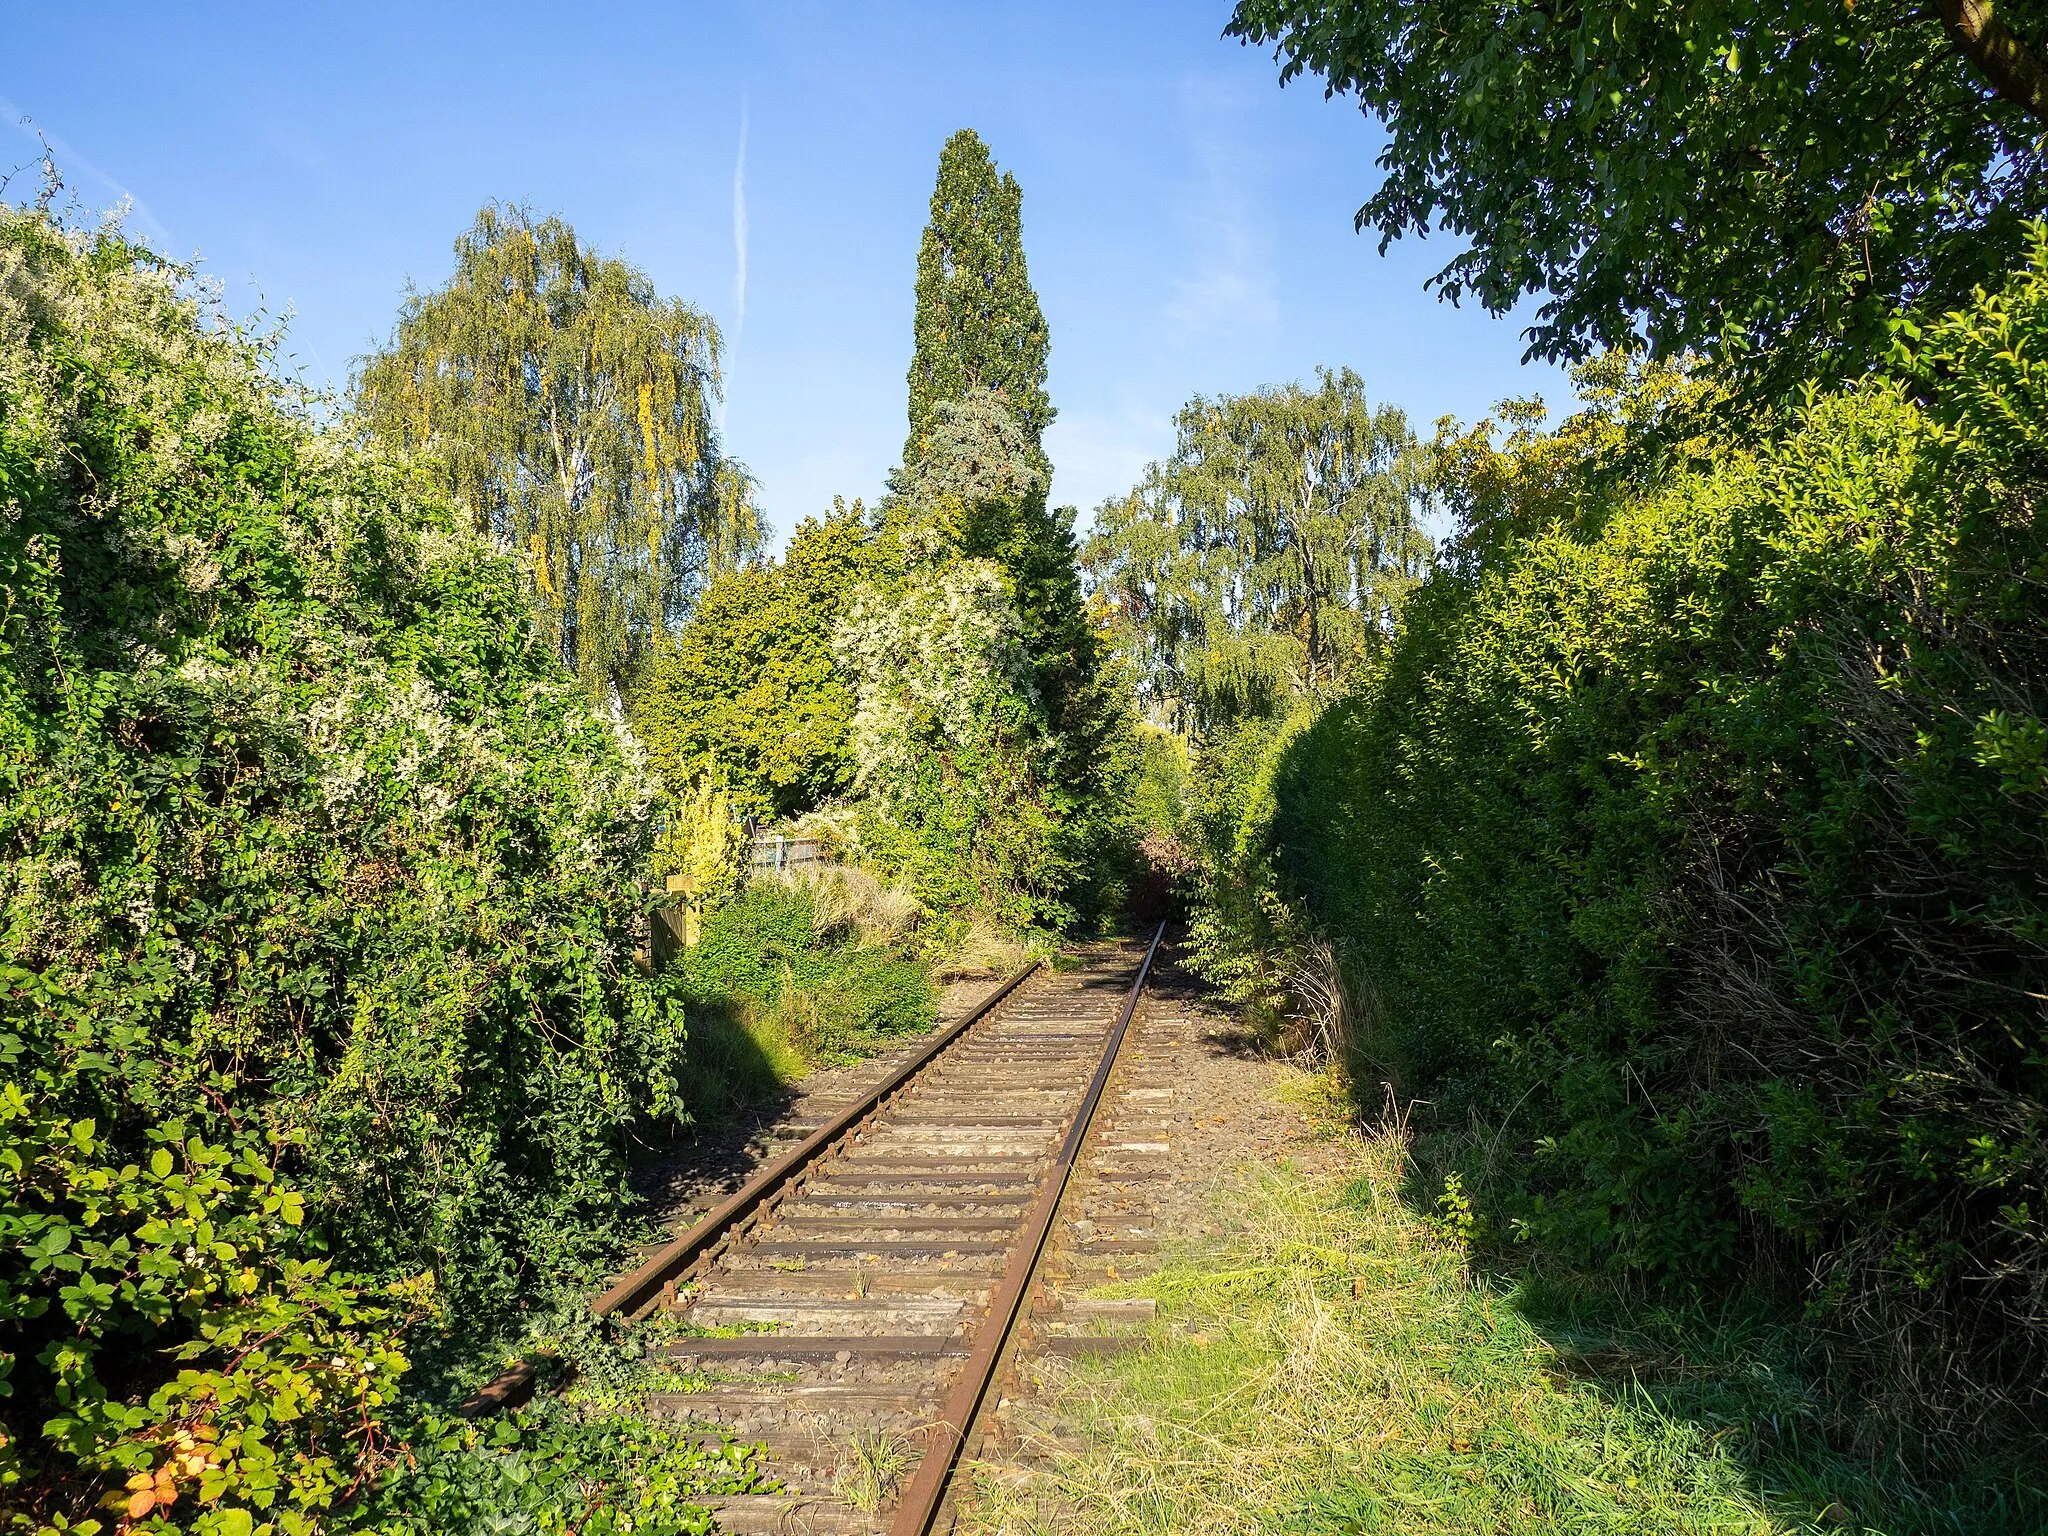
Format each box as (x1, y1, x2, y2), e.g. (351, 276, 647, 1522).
(553, 924, 1168, 1534)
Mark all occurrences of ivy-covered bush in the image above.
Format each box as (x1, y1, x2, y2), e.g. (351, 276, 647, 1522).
(838, 390, 1136, 931)
(0, 207, 702, 1526)
(1209, 246, 2048, 1436)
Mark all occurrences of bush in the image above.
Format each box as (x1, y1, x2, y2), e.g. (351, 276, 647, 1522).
(634, 506, 874, 820)
(0, 206, 694, 1529)
(1199, 245, 2048, 1442)
(837, 391, 1138, 933)
(1180, 709, 1315, 1031)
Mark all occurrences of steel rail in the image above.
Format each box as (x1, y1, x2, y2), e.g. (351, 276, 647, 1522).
(456, 957, 1042, 1418)
(888, 921, 1167, 1536)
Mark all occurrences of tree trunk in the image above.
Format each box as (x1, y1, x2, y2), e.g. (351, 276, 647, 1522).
(1936, 0, 2048, 126)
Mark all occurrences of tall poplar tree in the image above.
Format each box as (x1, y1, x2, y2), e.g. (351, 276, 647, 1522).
(833, 132, 1133, 926)
(904, 130, 1054, 466)
(896, 132, 1080, 696)
(356, 203, 761, 701)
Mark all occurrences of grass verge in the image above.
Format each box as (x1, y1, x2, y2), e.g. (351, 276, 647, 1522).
(965, 1113, 2044, 1535)
(669, 878, 942, 1116)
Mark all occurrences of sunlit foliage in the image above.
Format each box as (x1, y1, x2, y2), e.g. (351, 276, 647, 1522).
(356, 204, 761, 701)
(0, 203, 729, 1531)
(634, 503, 877, 818)
(904, 130, 1053, 468)
(843, 390, 1130, 926)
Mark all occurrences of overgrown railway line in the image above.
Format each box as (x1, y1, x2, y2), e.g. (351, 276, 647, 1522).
(475, 924, 1168, 1534)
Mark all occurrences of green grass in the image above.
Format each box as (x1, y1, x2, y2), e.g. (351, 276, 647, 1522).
(673, 882, 938, 1106)
(964, 1122, 2045, 1536)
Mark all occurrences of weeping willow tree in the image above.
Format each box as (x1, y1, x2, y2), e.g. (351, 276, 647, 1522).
(356, 203, 761, 699)
(1083, 367, 1431, 741)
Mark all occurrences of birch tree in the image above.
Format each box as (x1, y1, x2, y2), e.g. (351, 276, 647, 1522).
(356, 203, 760, 699)
(1084, 368, 1431, 740)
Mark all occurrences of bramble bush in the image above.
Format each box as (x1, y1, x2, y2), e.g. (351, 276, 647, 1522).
(1195, 244, 2048, 1443)
(0, 205, 735, 1529)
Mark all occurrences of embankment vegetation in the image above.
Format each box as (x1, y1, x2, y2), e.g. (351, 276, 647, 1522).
(671, 870, 938, 1116)
(0, 202, 769, 1532)
(1069, 0, 2048, 1505)
(1237, 307, 2048, 1438)
(1, 120, 1131, 1535)
(981, 1111, 2033, 1534)
(1096, 307, 2048, 1522)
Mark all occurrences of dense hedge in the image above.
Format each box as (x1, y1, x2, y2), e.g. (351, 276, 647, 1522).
(1228, 251, 2048, 1427)
(0, 208, 701, 1523)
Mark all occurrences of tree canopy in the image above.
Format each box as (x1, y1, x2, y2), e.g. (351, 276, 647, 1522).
(1084, 368, 1430, 740)
(635, 503, 879, 819)
(904, 130, 1054, 466)
(355, 203, 760, 700)
(1227, 0, 2048, 393)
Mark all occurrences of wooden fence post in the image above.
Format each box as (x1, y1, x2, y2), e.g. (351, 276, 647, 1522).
(649, 871, 699, 972)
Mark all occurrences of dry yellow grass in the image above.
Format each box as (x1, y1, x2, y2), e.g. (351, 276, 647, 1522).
(768, 863, 923, 945)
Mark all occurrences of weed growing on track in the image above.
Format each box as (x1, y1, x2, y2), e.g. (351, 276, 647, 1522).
(834, 1429, 912, 1513)
(967, 1119, 2045, 1536)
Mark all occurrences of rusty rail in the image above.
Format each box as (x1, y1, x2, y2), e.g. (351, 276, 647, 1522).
(887, 920, 1166, 1536)
(455, 956, 1041, 1418)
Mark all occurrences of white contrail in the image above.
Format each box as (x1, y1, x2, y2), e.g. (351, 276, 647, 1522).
(1, 100, 174, 250)
(731, 99, 749, 347)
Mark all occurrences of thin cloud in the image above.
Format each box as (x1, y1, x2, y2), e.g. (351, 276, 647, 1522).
(718, 97, 749, 441)
(0, 99, 174, 250)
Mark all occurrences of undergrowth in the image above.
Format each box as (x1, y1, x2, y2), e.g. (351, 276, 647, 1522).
(363, 1404, 766, 1536)
(674, 880, 938, 1108)
(966, 1124, 2046, 1536)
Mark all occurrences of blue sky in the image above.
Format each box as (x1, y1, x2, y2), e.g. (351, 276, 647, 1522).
(3, 1, 1571, 546)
